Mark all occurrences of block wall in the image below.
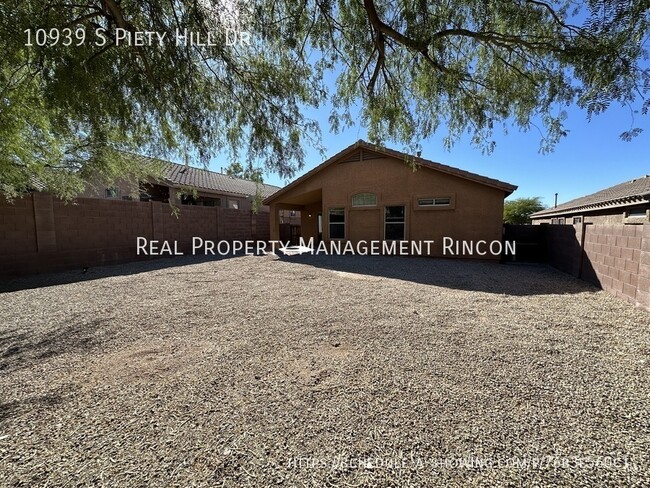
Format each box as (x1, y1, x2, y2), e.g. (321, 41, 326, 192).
(0, 193, 270, 277)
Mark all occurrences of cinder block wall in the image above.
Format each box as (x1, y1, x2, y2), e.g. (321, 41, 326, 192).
(546, 225, 583, 277)
(0, 193, 270, 277)
(546, 223, 649, 311)
(0, 195, 38, 257)
(581, 224, 647, 307)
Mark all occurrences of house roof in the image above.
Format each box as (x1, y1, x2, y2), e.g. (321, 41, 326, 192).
(127, 153, 280, 199)
(160, 160, 280, 198)
(263, 140, 517, 205)
(531, 175, 650, 218)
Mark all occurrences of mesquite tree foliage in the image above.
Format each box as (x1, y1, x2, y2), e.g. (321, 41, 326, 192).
(1, 1, 649, 198)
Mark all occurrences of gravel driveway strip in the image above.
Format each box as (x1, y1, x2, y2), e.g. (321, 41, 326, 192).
(1, 254, 649, 487)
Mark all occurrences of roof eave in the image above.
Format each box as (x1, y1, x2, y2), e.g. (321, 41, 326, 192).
(164, 180, 277, 199)
(373, 144, 517, 194)
(264, 140, 517, 203)
(531, 195, 650, 218)
(263, 141, 365, 205)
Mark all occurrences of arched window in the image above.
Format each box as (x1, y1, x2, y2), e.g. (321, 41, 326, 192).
(351, 192, 377, 207)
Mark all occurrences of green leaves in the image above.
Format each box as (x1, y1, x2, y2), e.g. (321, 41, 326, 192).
(504, 197, 546, 224)
(1, 0, 322, 199)
(1, 1, 649, 200)
(331, 0, 648, 153)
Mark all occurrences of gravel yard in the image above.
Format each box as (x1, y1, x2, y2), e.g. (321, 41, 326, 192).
(1, 254, 649, 487)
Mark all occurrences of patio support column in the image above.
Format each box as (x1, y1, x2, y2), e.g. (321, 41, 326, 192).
(269, 203, 280, 242)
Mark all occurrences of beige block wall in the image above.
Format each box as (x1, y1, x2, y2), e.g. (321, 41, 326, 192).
(542, 222, 650, 311)
(0, 193, 270, 277)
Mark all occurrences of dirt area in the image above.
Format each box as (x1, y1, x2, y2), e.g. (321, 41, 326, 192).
(1, 254, 649, 486)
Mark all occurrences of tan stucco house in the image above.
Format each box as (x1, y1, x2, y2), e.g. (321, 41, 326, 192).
(81, 154, 281, 213)
(264, 140, 517, 257)
(531, 175, 650, 225)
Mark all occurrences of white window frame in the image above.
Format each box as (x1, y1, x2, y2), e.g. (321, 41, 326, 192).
(418, 197, 451, 207)
(328, 208, 345, 240)
(384, 205, 405, 241)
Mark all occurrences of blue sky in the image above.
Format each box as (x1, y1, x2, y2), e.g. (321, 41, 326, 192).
(199, 4, 650, 211)
(216, 98, 649, 210)
(202, 46, 649, 210)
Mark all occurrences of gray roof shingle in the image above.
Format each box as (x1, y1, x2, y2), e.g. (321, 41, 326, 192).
(160, 161, 280, 199)
(27, 153, 281, 198)
(531, 175, 650, 217)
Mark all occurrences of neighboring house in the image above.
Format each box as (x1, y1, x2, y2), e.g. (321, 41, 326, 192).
(82, 155, 282, 213)
(531, 175, 650, 225)
(263, 140, 517, 257)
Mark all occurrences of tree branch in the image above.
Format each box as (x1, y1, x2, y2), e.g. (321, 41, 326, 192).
(64, 11, 103, 28)
(102, 0, 157, 84)
(362, 0, 450, 91)
(85, 41, 116, 65)
(523, 0, 591, 39)
(368, 25, 385, 93)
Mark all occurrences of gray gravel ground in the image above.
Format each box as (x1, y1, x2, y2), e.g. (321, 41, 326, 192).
(1, 254, 649, 487)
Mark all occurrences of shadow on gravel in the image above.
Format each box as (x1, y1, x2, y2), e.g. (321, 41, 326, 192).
(0, 317, 113, 373)
(0, 392, 65, 422)
(280, 253, 596, 297)
(0, 253, 245, 294)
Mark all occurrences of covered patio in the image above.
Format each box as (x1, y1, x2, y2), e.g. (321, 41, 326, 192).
(269, 188, 322, 243)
